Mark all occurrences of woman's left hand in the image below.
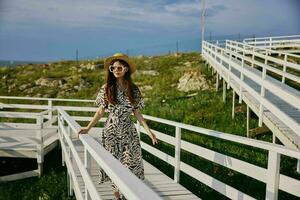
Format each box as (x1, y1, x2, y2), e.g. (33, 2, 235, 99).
(149, 131, 158, 145)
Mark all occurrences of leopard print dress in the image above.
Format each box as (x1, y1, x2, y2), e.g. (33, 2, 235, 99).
(94, 83, 145, 194)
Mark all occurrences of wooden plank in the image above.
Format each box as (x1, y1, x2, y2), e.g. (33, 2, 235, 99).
(0, 169, 39, 182)
(71, 141, 201, 200)
(0, 149, 36, 158)
(0, 122, 39, 129)
(249, 126, 270, 137)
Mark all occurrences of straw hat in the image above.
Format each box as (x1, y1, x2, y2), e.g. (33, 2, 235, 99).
(104, 52, 136, 73)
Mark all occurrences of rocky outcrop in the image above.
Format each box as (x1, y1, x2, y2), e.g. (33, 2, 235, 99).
(35, 78, 66, 87)
(135, 70, 159, 76)
(177, 71, 210, 92)
(140, 85, 153, 91)
(79, 63, 96, 70)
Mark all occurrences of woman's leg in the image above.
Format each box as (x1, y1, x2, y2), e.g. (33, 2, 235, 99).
(112, 183, 121, 199)
(114, 191, 120, 199)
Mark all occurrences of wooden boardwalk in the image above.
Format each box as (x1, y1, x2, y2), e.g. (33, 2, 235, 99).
(68, 137, 200, 200)
(0, 120, 58, 181)
(0, 126, 58, 158)
(202, 40, 300, 150)
(227, 53, 300, 148)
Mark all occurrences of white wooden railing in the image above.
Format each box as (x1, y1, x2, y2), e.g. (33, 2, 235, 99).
(226, 40, 300, 84)
(243, 35, 300, 52)
(202, 41, 300, 134)
(0, 97, 161, 200)
(139, 114, 300, 200)
(0, 108, 55, 176)
(1, 96, 300, 199)
(57, 107, 161, 200)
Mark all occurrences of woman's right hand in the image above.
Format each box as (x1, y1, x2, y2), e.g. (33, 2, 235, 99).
(77, 127, 90, 138)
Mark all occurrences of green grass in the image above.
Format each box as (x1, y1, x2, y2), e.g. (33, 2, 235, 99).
(0, 52, 300, 200)
(0, 147, 75, 200)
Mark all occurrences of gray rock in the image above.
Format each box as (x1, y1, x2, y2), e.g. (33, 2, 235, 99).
(80, 63, 96, 70)
(177, 71, 210, 92)
(140, 85, 153, 91)
(183, 61, 192, 67)
(19, 83, 32, 91)
(135, 70, 159, 76)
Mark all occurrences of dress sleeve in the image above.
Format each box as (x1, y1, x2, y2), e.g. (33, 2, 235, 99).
(94, 84, 108, 109)
(133, 86, 145, 110)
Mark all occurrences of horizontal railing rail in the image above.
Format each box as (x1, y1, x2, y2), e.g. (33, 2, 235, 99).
(227, 39, 300, 69)
(243, 35, 300, 47)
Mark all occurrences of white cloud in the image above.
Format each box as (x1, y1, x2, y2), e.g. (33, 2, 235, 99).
(0, 0, 206, 32)
(164, 1, 201, 15)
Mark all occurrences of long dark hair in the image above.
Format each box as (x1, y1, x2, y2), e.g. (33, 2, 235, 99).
(104, 59, 138, 106)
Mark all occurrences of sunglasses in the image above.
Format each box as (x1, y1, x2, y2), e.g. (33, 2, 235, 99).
(109, 65, 127, 72)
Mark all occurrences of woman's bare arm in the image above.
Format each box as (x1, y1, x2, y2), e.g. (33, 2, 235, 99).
(133, 109, 158, 145)
(86, 107, 106, 130)
(77, 107, 105, 137)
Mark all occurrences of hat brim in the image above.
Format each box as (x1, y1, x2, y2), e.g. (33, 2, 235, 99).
(104, 55, 136, 73)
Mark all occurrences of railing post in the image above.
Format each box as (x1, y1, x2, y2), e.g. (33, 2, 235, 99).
(48, 99, 52, 124)
(251, 47, 255, 67)
(36, 115, 44, 177)
(222, 79, 226, 102)
(58, 113, 65, 167)
(265, 150, 280, 200)
(246, 105, 250, 137)
(67, 125, 72, 139)
(227, 51, 232, 89)
(282, 54, 287, 83)
(239, 44, 246, 104)
(84, 146, 92, 200)
(258, 51, 268, 127)
(213, 46, 216, 59)
(69, 171, 74, 196)
(67, 125, 73, 196)
(232, 91, 235, 119)
(220, 48, 223, 65)
(174, 126, 181, 183)
(216, 73, 219, 91)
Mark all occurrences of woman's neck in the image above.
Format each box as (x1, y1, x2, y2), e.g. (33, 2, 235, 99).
(116, 78, 126, 88)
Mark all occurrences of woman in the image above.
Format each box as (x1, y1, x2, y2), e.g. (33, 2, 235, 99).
(77, 52, 158, 200)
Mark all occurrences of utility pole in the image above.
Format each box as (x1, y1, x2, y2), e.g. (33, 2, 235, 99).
(126, 49, 129, 56)
(76, 48, 79, 63)
(176, 40, 179, 64)
(201, 0, 206, 52)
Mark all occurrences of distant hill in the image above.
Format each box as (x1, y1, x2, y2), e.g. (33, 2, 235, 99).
(0, 60, 47, 67)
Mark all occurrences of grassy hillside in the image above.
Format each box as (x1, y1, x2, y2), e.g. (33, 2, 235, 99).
(0, 52, 299, 200)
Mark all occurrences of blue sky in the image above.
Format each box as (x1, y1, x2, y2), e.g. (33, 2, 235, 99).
(0, 0, 299, 61)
